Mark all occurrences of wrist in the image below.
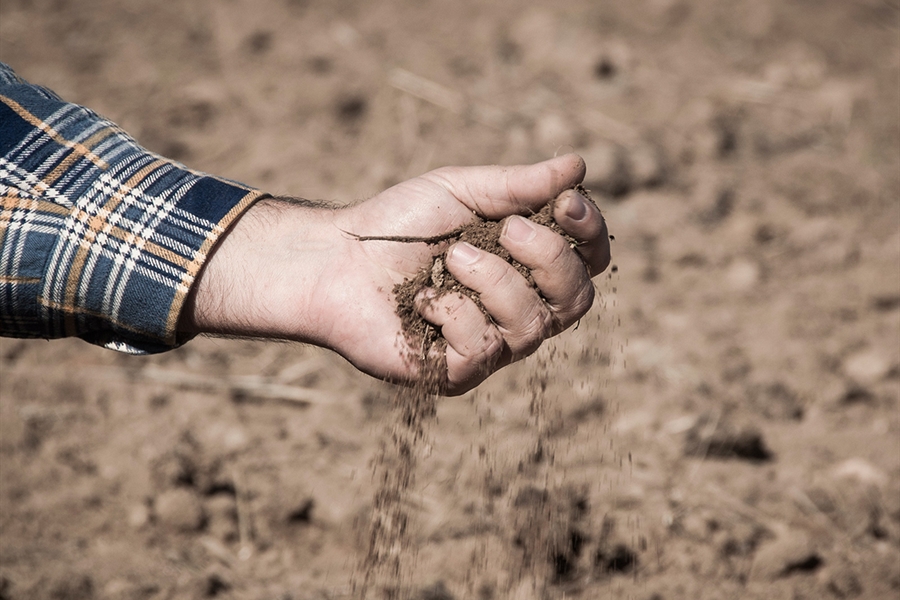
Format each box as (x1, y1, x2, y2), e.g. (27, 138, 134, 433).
(178, 198, 342, 345)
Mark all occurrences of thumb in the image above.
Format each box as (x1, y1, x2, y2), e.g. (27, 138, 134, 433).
(421, 154, 586, 219)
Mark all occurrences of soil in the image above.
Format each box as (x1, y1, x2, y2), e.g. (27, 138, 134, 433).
(1, 1, 899, 600)
(388, 184, 595, 358)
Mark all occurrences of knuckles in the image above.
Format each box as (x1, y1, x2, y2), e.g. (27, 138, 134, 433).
(509, 305, 554, 358)
(567, 282, 596, 323)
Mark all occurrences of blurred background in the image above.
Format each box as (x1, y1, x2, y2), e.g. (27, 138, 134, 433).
(1, 0, 898, 598)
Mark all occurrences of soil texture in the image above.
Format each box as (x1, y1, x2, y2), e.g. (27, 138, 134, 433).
(1, 1, 898, 599)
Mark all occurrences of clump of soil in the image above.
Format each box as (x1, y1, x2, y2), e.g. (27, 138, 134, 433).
(390, 184, 598, 367)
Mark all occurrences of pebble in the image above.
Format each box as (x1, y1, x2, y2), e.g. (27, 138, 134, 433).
(127, 502, 150, 529)
(201, 423, 250, 456)
(843, 348, 893, 385)
(684, 414, 773, 462)
(726, 258, 761, 291)
(154, 488, 205, 532)
(831, 457, 888, 490)
(750, 529, 819, 581)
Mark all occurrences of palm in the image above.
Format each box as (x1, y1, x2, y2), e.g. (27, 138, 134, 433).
(323, 176, 477, 384)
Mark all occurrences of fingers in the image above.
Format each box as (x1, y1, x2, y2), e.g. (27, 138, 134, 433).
(416, 290, 505, 390)
(421, 154, 586, 219)
(445, 242, 555, 360)
(500, 215, 596, 329)
(551, 188, 611, 276)
(439, 190, 607, 365)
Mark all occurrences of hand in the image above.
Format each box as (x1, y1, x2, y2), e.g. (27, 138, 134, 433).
(179, 154, 610, 395)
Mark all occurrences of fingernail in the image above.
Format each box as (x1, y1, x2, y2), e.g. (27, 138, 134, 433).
(504, 216, 536, 243)
(450, 242, 480, 265)
(565, 192, 588, 221)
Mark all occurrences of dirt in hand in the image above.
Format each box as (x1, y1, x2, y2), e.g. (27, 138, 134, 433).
(391, 184, 597, 364)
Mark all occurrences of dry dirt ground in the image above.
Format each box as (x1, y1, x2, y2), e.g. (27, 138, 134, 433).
(1, 1, 899, 599)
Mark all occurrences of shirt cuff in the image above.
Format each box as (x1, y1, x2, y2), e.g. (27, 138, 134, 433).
(0, 62, 269, 353)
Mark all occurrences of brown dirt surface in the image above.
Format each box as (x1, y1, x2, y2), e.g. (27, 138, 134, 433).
(2, 1, 899, 600)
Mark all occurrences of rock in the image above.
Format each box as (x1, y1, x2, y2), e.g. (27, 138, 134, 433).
(831, 458, 888, 490)
(154, 489, 205, 532)
(102, 579, 131, 597)
(843, 348, 893, 385)
(725, 258, 761, 291)
(751, 529, 821, 581)
(200, 423, 250, 456)
(684, 413, 773, 462)
(127, 502, 150, 529)
(645, 0, 690, 28)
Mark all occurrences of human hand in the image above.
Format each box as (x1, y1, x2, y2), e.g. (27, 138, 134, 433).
(180, 154, 610, 395)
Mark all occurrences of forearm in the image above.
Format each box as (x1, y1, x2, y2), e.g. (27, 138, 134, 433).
(178, 198, 343, 347)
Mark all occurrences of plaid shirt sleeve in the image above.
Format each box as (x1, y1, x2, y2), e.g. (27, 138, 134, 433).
(0, 63, 268, 354)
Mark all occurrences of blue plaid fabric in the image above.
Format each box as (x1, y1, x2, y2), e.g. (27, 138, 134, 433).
(0, 63, 267, 353)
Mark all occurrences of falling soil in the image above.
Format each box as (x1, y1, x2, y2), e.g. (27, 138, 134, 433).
(355, 185, 598, 598)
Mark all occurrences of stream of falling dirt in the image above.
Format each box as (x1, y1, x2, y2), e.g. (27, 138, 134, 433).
(464, 261, 625, 595)
(353, 360, 441, 599)
(354, 254, 622, 599)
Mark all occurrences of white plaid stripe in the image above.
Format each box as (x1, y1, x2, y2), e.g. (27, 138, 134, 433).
(2, 62, 265, 350)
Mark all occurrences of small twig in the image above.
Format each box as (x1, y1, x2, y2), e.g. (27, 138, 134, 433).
(199, 536, 235, 568)
(421, 324, 432, 361)
(232, 468, 254, 561)
(389, 68, 465, 114)
(229, 381, 335, 406)
(138, 367, 335, 407)
(341, 224, 469, 245)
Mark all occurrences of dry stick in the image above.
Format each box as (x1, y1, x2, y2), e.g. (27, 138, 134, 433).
(341, 224, 469, 245)
(232, 468, 254, 561)
(138, 366, 338, 406)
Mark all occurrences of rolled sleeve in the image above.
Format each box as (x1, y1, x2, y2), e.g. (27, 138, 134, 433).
(0, 62, 267, 353)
